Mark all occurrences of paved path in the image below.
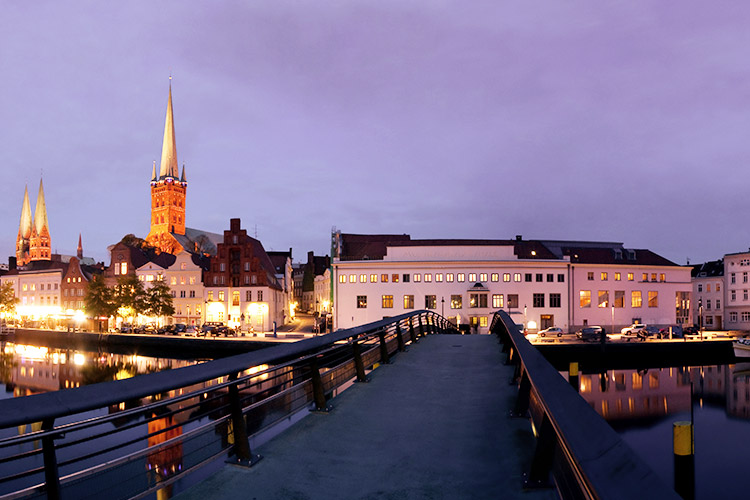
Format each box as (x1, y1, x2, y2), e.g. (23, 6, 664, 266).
(174, 334, 557, 500)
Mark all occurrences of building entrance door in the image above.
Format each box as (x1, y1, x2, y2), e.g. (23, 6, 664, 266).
(540, 314, 554, 330)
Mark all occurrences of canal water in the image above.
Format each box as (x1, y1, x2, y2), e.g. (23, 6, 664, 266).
(575, 364, 750, 499)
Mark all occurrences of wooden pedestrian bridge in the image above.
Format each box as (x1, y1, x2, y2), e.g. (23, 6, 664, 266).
(0, 311, 679, 499)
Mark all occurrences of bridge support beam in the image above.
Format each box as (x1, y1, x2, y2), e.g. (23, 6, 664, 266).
(41, 418, 61, 500)
(226, 373, 261, 467)
(353, 341, 369, 383)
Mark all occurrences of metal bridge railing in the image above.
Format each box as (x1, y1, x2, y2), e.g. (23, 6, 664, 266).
(490, 310, 680, 500)
(0, 311, 456, 500)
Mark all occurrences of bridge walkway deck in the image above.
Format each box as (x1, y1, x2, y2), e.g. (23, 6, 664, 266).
(174, 334, 557, 500)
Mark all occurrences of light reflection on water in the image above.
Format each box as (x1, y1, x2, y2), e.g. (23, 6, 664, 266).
(572, 363, 750, 499)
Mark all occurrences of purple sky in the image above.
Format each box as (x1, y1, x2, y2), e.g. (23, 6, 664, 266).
(1, 2, 748, 266)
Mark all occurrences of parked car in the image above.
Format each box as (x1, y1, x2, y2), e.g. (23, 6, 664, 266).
(577, 326, 605, 342)
(200, 322, 225, 337)
(538, 327, 564, 338)
(184, 325, 197, 336)
(621, 323, 647, 341)
(683, 325, 700, 336)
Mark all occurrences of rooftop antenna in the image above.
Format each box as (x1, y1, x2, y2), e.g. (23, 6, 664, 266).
(254, 224, 258, 239)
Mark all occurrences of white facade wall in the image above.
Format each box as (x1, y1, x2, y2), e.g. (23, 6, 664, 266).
(693, 276, 723, 330)
(136, 252, 206, 326)
(2, 270, 63, 320)
(203, 286, 284, 333)
(313, 269, 331, 314)
(724, 253, 750, 330)
(570, 264, 692, 333)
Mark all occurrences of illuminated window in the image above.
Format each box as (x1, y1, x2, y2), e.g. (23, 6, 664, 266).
(458, 273, 466, 282)
(492, 294, 503, 308)
(171, 277, 177, 285)
(632, 373, 643, 390)
(382, 274, 389, 283)
(580, 290, 591, 308)
(232, 291, 240, 306)
(22, 284, 27, 291)
(349, 274, 356, 283)
(649, 372, 659, 389)
(503, 273, 510, 282)
(425, 295, 437, 309)
(370, 274, 378, 283)
(181, 262, 187, 270)
(514, 273, 521, 282)
(491, 273, 498, 282)
(627, 273, 634, 281)
(357, 296, 367, 308)
(480, 273, 488, 282)
(716, 283, 721, 292)
(180, 276, 186, 285)
(631, 291, 642, 308)
(339, 275, 346, 283)
(614, 272, 621, 281)
(208, 291, 214, 301)
(218, 291, 225, 302)
(392, 274, 399, 283)
(470, 293, 488, 308)
(190, 277, 196, 285)
(651, 273, 657, 282)
(660, 273, 666, 282)
(648, 291, 658, 307)
(451, 295, 462, 309)
(413, 274, 421, 282)
(403, 295, 414, 309)
(601, 272, 608, 281)
(424, 274, 432, 282)
(446, 273, 454, 282)
(382, 295, 394, 308)
(436, 273, 443, 282)
(469, 273, 477, 282)
(598, 291, 609, 308)
(360, 274, 367, 283)
(550, 293, 561, 308)
(67, 278, 70, 283)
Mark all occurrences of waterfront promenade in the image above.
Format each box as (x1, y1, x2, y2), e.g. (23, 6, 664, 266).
(174, 334, 557, 500)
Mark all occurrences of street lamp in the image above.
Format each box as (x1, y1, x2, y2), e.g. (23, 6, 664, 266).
(698, 298, 703, 341)
(441, 297, 445, 317)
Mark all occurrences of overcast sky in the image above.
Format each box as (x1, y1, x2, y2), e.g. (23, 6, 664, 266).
(1, 1, 748, 266)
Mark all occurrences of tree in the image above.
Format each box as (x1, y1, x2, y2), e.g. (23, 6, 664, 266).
(113, 274, 148, 320)
(84, 275, 117, 331)
(0, 282, 18, 317)
(146, 280, 175, 320)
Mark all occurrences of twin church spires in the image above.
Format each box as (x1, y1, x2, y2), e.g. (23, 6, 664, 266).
(145, 80, 188, 254)
(16, 179, 51, 265)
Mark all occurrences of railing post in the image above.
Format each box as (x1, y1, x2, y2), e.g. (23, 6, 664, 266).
(226, 373, 261, 466)
(41, 418, 61, 500)
(352, 340, 368, 382)
(309, 355, 331, 412)
(418, 316, 425, 338)
(511, 370, 531, 417)
(396, 323, 405, 352)
(378, 329, 390, 364)
(524, 414, 555, 489)
(409, 317, 417, 343)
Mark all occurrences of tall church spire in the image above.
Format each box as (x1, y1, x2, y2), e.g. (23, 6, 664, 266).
(77, 233, 83, 259)
(29, 178, 51, 262)
(159, 80, 179, 179)
(33, 178, 49, 237)
(16, 185, 32, 265)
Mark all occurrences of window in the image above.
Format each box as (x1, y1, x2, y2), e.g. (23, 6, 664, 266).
(550, 293, 561, 308)
(232, 291, 240, 306)
(339, 275, 346, 283)
(413, 274, 421, 283)
(403, 274, 410, 283)
(458, 273, 466, 282)
(349, 274, 356, 283)
(424, 274, 432, 282)
(557, 274, 565, 283)
(381, 274, 389, 283)
(246, 291, 252, 301)
(697, 284, 703, 292)
(258, 291, 263, 301)
(480, 317, 488, 327)
(731, 312, 738, 322)
(491, 273, 498, 282)
(492, 294, 504, 308)
(716, 299, 721, 309)
(208, 291, 214, 301)
(706, 299, 712, 310)
(614, 290, 624, 308)
(598, 291, 609, 308)
(180, 290, 186, 298)
(648, 291, 658, 307)
(632, 291, 642, 308)
(536, 274, 543, 282)
(120, 262, 127, 275)
(717, 283, 721, 292)
(743, 312, 750, 322)
(435, 273, 443, 282)
(218, 291, 225, 302)
(479, 273, 488, 282)
(651, 273, 657, 282)
(469, 273, 477, 282)
(745, 290, 749, 301)
(507, 294, 519, 308)
(587, 272, 594, 281)
(525, 273, 532, 282)
(732, 273, 736, 284)
(392, 274, 400, 283)
(370, 274, 378, 283)
(614, 272, 621, 281)
(220, 263, 226, 272)
(171, 276, 177, 285)
(546, 274, 554, 282)
(451, 295, 462, 309)
(627, 273, 634, 281)
(470, 293, 488, 308)
(660, 273, 666, 282)
(601, 272, 608, 281)
(446, 273, 454, 282)
(357, 296, 367, 308)
(403, 295, 414, 309)
(732, 290, 737, 301)
(503, 273, 511, 282)
(360, 274, 367, 283)
(514, 273, 521, 282)
(244, 262, 250, 271)
(425, 295, 437, 309)
(533, 293, 544, 308)
(580, 290, 591, 308)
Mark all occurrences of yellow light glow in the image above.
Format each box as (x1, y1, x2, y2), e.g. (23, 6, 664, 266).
(15, 345, 48, 360)
(74, 310, 86, 323)
(73, 353, 85, 366)
(527, 320, 537, 330)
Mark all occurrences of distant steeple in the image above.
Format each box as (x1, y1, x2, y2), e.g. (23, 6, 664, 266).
(180, 163, 186, 183)
(151, 161, 157, 182)
(77, 233, 83, 259)
(29, 178, 51, 262)
(158, 80, 179, 179)
(16, 185, 32, 265)
(33, 178, 49, 236)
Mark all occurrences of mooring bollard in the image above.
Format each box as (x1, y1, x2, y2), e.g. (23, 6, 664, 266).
(568, 362, 579, 391)
(673, 421, 695, 500)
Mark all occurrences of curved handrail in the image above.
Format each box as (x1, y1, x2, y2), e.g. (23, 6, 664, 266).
(491, 310, 680, 500)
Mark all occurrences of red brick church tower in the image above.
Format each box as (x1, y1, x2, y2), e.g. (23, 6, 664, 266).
(146, 80, 187, 254)
(16, 179, 51, 265)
